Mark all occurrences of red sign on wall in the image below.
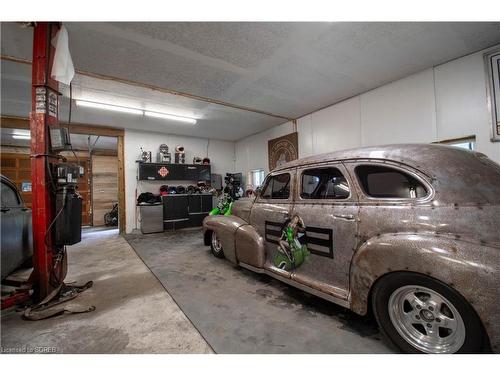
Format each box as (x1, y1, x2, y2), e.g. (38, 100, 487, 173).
(158, 166, 169, 178)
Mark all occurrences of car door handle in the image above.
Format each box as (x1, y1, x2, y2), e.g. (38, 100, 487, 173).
(333, 214, 355, 221)
(1, 208, 10, 213)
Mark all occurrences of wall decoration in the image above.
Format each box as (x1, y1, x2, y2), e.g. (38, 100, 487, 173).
(268, 132, 299, 171)
(272, 215, 310, 271)
(485, 50, 500, 141)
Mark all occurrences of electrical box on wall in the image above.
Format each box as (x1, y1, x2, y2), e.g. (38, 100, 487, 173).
(49, 127, 71, 151)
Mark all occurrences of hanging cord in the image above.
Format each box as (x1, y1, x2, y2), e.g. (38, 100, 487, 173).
(49, 246, 66, 287)
(67, 82, 80, 164)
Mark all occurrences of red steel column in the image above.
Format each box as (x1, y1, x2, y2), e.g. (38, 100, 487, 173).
(30, 22, 62, 301)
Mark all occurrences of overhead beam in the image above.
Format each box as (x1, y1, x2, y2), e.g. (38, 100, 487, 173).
(1, 54, 295, 122)
(1, 115, 124, 137)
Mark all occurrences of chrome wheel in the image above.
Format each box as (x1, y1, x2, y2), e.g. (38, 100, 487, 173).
(388, 285, 466, 353)
(211, 231, 223, 254)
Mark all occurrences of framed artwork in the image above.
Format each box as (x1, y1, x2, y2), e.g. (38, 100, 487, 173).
(268, 132, 299, 171)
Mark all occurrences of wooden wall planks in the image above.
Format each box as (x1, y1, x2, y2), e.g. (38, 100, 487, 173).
(91, 155, 118, 226)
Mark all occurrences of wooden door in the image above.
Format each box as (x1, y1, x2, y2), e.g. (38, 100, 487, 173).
(92, 155, 118, 226)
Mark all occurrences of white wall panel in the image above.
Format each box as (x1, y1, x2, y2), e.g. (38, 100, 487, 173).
(235, 46, 500, 180)
(360, 69, 437, 146)
(434, 52, 500, 163)
(310, 96, 361, 154)
(297, 115, 313, 158)
(234, 121, 293, 178)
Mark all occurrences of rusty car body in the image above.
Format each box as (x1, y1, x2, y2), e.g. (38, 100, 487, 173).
(203, 144, 500, 353)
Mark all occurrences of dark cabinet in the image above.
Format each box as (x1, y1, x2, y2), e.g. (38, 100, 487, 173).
(163, 194, 213, 230)
(138, 162, 211, 181)
(185, 165, 199, 180)
(184, 165, 211, 181)
(163, 195, 189, 230)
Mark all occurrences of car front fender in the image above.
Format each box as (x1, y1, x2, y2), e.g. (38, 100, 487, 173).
(203, 215, 266, 269)
(349, 233, 500, 351)
(203, 215, 247, 264)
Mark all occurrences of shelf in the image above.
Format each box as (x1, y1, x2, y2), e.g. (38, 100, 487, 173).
(137, 162, 211, 181)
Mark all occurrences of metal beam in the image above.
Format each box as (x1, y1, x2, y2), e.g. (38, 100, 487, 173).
(30, 22, 64, 301)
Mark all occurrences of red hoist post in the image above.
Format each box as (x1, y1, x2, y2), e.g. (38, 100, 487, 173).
(30, 22, 66, 302)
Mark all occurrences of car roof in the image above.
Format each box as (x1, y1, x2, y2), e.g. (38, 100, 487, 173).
(272, 144, 500, 204)
(273, 143, 477, 173)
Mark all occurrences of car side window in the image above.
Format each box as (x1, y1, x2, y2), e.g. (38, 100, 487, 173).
(260, 173, 291, 199)
(1, 181, 21, 208)
(301, 167, 350, 199)
(355, 165, 427, 199)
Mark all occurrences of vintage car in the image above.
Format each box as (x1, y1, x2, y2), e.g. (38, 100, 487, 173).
(1, 174, 33, 280)
(203, 144, 500, 354)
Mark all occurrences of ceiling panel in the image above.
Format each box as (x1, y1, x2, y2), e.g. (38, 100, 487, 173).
(2, 22, 500, 140)
(0, 59, 284, 141)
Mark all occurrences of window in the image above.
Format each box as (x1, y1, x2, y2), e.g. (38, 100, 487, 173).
(1, 181, 21, 208)
(355, 165, 427, 199)
(451, 141, 474, 151)
(485, 50, 500, 141)
(301, 167, 350, 199)
(260, 173, 290, 199)
(438, 136, 476, 151)
(249, 169, 265, 188)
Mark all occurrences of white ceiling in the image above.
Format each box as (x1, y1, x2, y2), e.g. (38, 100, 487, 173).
(1, 59, 283, 141)
(2, 22, 500, 141)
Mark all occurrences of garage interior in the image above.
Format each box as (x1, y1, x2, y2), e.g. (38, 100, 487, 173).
(1, 18, 500, 358)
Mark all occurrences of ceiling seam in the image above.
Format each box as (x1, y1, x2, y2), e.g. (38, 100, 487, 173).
(0, 54, 294, 122)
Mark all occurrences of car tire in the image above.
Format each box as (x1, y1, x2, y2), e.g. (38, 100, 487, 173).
(210, 231, 225, 259)
(372, 272, 486, 353)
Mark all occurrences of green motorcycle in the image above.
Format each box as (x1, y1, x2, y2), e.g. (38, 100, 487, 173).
(209, 193, 233, 216)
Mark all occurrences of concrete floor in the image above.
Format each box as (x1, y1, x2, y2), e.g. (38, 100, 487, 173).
(126, 229, 395, 354)
(0, 227, 212, 354)
(2, 227, 394, 354)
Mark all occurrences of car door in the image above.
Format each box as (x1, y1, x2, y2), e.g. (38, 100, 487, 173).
(249, 169, 295, 279)
(289, 162, 358, 300)
(1, 177, 32, 280)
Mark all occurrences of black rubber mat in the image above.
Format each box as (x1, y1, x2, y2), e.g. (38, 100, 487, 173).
(125, 229, 394, 353)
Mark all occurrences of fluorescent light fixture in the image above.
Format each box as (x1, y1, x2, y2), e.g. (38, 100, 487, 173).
(76, 100, 143, 115)
(75, 100, 197, 125)
(144, 111, 197, 124)
(13, 135, 31, 140)
(12, 130, 30, 136)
